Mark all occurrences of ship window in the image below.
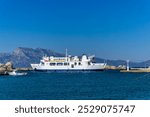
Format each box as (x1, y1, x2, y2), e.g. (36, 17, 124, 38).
(78, 62, 81, 65)
(71, 64, 74, 68)
(57, 63, 63, 66)
(74, 62, 77, 65)
(64, 63, 68, 66)
(41, 62, 44, 66)
(88, 62, 91, 65)
(50, 63, 56, 66)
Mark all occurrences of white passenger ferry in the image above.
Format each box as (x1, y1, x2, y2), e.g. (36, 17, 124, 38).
(31, 50, 106, 71)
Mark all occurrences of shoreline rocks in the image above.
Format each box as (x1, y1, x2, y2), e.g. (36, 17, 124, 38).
(0, 62, 33, 75)
(105, 65, 126, 70)
(0, 62, 13, 75)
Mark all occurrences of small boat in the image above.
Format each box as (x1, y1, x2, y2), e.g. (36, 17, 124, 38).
(8, 70, 27, 76)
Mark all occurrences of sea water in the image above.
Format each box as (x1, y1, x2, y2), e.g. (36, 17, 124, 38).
(0, 70, 150, 100)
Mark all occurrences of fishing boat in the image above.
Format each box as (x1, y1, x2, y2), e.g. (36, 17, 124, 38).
(8, 70, 27, 76)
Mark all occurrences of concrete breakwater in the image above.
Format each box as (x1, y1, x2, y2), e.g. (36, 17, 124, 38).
(120, 68, 150, 73)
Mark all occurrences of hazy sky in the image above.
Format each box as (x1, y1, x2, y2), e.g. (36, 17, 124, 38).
(0, 0, 150, 61)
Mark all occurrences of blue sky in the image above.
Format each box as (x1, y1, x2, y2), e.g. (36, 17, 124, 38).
(0, 0, 150, 61)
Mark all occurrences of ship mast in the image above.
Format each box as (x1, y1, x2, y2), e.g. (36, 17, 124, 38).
(66, 48, 68, 62)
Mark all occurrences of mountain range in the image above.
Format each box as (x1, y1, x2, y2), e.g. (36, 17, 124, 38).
(0, 47, 149, 68)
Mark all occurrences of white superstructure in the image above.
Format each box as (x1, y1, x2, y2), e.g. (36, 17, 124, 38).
(31, 52, 106, 71)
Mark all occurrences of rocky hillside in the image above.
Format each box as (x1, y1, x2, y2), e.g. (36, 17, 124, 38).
(0, 47, 64, 68)
(0, 47, 149, 68)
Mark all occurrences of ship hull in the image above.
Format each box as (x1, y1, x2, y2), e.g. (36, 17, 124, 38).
(33, 69, 104, 71)
(31, 64, 106, 71)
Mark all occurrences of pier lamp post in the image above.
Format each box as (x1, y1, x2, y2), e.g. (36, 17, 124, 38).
(127, 60, 129, 71)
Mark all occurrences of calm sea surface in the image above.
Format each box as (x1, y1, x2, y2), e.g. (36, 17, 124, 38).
(0, 70, 150, 100)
